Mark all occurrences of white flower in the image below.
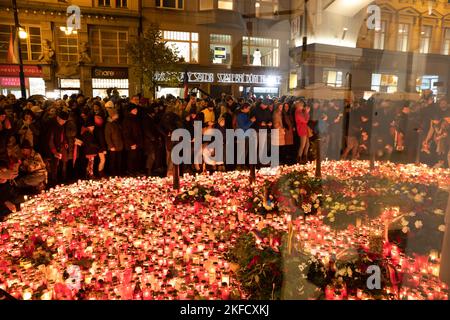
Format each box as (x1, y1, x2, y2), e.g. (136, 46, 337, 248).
(415, 220, 423, 229)
(326, 197, 332, 202)
(402, 227, 410, 234)
(409, 212, 416, 217)
(438, 225, 446, 232)
(302, 203, 312, 213)
(401, 219, 409, 227)
(412, 188, 418, 194)
(414, 194, 424, 203)
(434, 209, 444, 216)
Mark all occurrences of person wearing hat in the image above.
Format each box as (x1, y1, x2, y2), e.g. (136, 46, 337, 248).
(16, 140, 47, 191)
(45, 110, 69, 187)
(122, 103, 143, 175)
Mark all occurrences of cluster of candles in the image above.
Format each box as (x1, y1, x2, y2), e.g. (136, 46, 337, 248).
(0, 161, 448, 300)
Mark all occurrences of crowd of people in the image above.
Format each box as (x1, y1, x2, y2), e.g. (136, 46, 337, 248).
(0, 89, 449, 219)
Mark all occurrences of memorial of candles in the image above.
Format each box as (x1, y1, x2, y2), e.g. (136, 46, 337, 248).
(0, 161, 448, 300)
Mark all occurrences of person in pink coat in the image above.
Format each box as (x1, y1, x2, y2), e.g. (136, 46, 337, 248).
(295, 100, 310, 163)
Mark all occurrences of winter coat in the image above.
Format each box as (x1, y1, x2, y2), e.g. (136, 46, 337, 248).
(17, 120, 39, 147)
(122, 114, 143, 150)
(46, 119, 68, 160)
(282, 111, 294, 146)
(142, 114, 163, 153)
(237, 113, 254, 132)
(272, 110, 285, 146)
(94, 125, 107, 153)
(295, 109, 310, 137)
(105, 119, 124, 152)
(80, 131, 99, 156)
(251, 106, 272, 130)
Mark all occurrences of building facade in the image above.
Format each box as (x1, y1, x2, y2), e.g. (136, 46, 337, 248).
(0, 0, 291, 99)
(289, 0, 450, 99)
(142, 0, 291, 98)
(0, 0, 141, 98)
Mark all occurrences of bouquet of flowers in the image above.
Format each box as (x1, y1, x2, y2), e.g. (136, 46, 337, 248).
(271, 171, 322, 218)
(174, 184, 221, 205)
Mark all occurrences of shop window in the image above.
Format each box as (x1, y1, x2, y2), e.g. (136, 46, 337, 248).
(90, 28, 128, 64)
(242, 36, 279, 67)
(323, 69, 343, 87)
(371, 73, 398, 93)
(397, 23, 410, 52)
(420, 25, 432, 54)
(163, 31, 199, 63)
(416, 75, 439, 95)
(210, 34, 231, 65)
(57, 28, 78, 63)
(443, 28, 450, 55)
(373, 21, 386, 50)
(156, 0, 184, 10)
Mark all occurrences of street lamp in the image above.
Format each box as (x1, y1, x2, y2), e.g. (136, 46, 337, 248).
(18, 27, 27, 39)
(11, 0, 27, 99)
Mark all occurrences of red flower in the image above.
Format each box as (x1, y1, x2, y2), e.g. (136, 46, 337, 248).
(247, 255, 261, 269)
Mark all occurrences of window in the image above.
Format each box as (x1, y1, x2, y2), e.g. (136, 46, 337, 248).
(162, 31, 199, 63)
(218, 0, 233, 10)
(90, 28, 128, 64)
(0, 25, 42, 62)
(420, 25, 432, 54)
(255, 0, 279, 18)
(242, 36, 279, 67)
(371, 73, 398, 93)
(416, 75, 439, 95)
(156, 0, 184, 9)
(323, 69, 343, 87)
(210, 34, 232, 65)
(373, 21, 386, 50)
(98, 0, 111, 7)
(116, 0, 127, 7)
(443, 28, 450, 55)
(57, 28, 78, 63)
(397, 23, 409, 52)
(199, 0, 214, 10)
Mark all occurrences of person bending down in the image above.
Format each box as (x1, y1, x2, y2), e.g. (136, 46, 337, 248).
(15, 140, 47, 191)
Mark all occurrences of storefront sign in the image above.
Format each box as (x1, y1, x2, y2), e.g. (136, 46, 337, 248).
(92, 67, 128, 79)
(154, 71, 281, 86)
(214, 47, 227, 59)
(0, 65, 43, 77)
(0, 77, 29, 87)
(155, 72, 214, 83)
(217, 73, 282, 85)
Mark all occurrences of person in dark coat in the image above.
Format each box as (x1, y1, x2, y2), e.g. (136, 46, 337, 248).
(76, 116, 99, 179)
(122, 104, 143, 175)
(94, 113, 107, 177)
(105, 108, 124, 177)
(46, 110, 69, 186)
(142, 106, 164, 176)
